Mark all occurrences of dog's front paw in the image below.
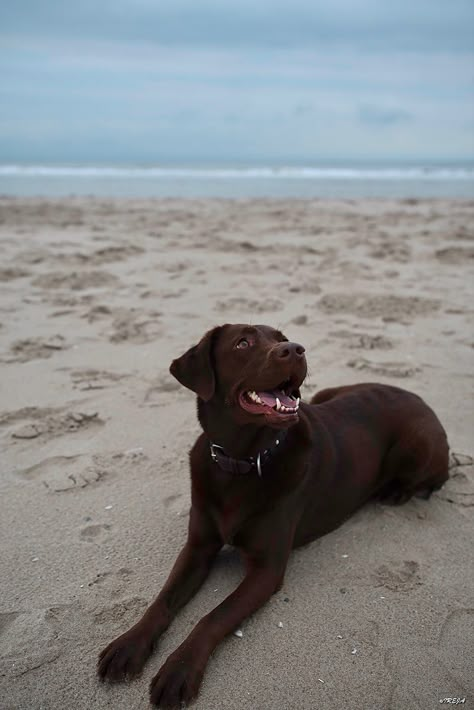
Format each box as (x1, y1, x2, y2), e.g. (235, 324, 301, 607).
(149, 648, 204, 708)
(97, 629, 153, 682)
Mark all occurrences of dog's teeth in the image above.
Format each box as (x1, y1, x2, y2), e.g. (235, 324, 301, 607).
(275, 397, 282, 411)
(296, 398, 300, 407)
(248, 390, 265, 405)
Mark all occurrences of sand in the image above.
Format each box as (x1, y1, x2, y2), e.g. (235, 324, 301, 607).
(0, 197, 473, 710)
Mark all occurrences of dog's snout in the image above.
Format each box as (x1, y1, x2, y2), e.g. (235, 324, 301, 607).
(275, 342, 306, 359)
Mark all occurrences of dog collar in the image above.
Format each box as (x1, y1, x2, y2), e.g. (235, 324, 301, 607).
(209, 431, 287, 477)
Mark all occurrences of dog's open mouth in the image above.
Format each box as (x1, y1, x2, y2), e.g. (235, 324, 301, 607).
(239, 379, 300, 417)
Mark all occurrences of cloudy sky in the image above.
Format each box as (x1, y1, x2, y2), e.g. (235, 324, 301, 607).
(1, 0, 473, 164)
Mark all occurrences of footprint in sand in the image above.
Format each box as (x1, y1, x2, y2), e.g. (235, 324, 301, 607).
(93, 597, 148, 626)
(47, 293, 94, 309)
(14, 449, 147, 493)
(194, 237, 262, 253)
(436, 453, 474, 508)
(0, 406, 103, 442)
(3, 335, 68, 363)
(0, 611, 21, 639)
(373, 560, 422, 591)
(32, 270, 119, 290)
(81, 304, 113, 322)
(347, 357, 419, 378)
(297, 279, 323, 295)
(0, 267, 31, 281)
(90, 245, 144, 263)
(436, 608, 474, 687)
(451, 227, 474, 242)
(162, 492, 187, 515)
(383, 642, 470, 708)
(108, 309, 162, 344)
(14, 247, 50, 265)
(161, 260, 191, 275)
(382, 605, 474, 702)
(319, 293, 439, 322)
(216, 296, 283, 314)
(291, 315, 308, 325)
(330, 330, 394, 350)
(80, 523, 112, 543)
(16, 454, 108, 492)
(81, 305, 162, 344)
(87, 567, 134, 588)
(435, 246, 474, 264)
(0, 608, 64, 679)
(157, 288, 188, 299)
(144, 376, 183, 406)
(68, 368, 130, 391)
(369, 240, 412, 263)
(56, 244, 144, 267)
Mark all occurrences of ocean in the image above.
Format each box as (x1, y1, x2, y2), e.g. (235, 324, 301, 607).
(0, 163, 473, 199)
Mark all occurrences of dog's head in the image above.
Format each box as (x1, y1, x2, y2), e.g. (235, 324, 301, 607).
(170, 324, 307, 429)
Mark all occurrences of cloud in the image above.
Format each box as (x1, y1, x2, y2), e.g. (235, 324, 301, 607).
(1, 0, 474, 52)
(0, 1, 473, 162)
(358, 104, 414, 126)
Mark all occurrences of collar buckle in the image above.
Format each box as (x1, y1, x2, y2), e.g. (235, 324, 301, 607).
(209, 431, 287, 477)
(210, 443, 224, 462)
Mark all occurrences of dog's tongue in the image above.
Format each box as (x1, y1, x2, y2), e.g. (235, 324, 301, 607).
(257, 390, 295, 408)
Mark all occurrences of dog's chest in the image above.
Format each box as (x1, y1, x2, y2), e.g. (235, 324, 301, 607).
(211, 496, 254, 545)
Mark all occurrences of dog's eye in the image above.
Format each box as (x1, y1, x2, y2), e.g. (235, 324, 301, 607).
(236, 338, 250, 349)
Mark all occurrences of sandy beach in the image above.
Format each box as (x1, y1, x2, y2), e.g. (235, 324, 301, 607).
(0, 197, 473, 710)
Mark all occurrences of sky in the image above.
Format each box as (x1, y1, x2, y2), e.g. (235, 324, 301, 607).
(0, 0, 473, 164)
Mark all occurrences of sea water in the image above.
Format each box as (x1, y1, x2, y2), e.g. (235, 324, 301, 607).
(0, 163, 473, 198)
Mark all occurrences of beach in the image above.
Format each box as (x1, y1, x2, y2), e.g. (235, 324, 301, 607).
(0, 196, 473, 710)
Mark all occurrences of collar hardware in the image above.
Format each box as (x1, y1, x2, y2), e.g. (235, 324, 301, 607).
(209, 432, 287, 477)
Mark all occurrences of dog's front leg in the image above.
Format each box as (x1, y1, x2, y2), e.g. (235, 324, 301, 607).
(98, 507, 221, 682)
(149, 529, 293, 708)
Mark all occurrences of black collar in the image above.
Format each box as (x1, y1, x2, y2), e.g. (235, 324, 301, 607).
(209, 430, 288, 477)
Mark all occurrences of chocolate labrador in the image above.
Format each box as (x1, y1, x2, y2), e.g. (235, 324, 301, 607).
(98, 323, 449, 707)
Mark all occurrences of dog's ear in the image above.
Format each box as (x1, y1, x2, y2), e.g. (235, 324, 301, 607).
(169, 327, 221, 401)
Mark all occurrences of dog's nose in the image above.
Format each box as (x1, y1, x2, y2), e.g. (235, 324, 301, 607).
(275, 342, 306, 359)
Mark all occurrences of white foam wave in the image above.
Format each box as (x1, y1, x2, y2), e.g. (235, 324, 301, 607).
(0, 165, 473, 180)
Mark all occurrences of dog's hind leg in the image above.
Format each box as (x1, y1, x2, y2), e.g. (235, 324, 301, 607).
(376, 426, 449, 506)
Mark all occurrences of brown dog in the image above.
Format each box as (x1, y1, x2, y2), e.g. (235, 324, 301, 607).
(98, 323, 449, 707)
